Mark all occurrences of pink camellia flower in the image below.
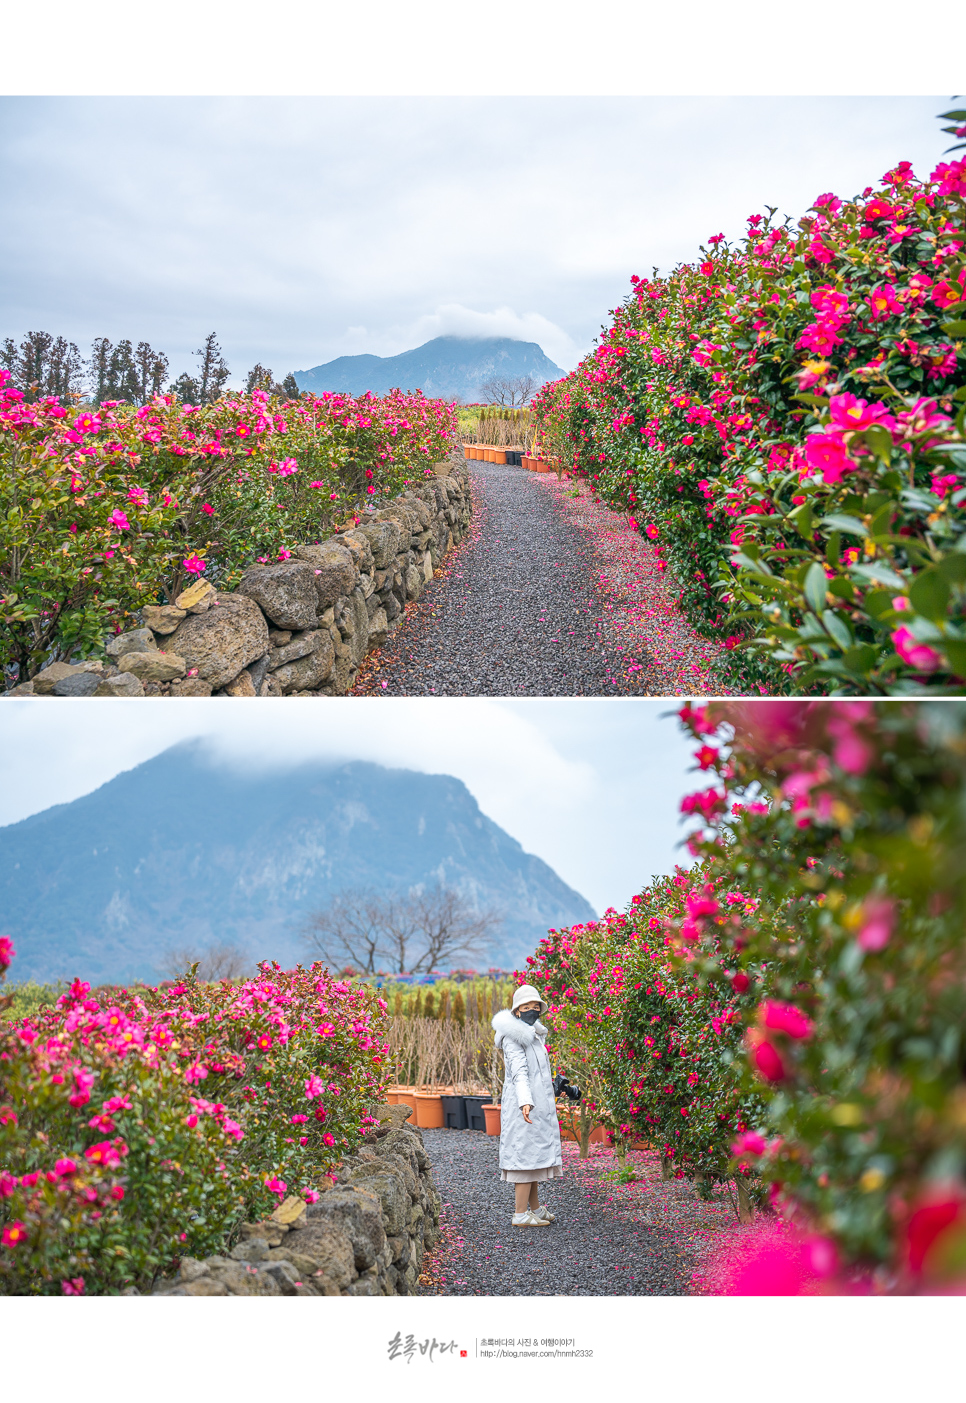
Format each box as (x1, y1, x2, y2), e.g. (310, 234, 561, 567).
(797, 322, 843, 356)
(2, 1220, 27, 1248)
(892, 596, 911, 612)
(753, 1040, 786, 1082)
(686, 886, 720, 920)
(322, 1132, 336, 1148)
(680, 788, 727, 823)
(110, 1185, 125, 1201)
(309, 480, 324, 488)
(69, 1068, 96, 1109)
(644, 523, 659, 539)
(828, 393, 891, 434)
(731, 1130, 767, 1157)
(892, 627, 941, 672)
(220, 1118, 244, 1140)
(868, 284, 899, 319)
(73, 413, 101, 435)
(0, 1172, 16, 1196)
(277, 549, 292, 561)
(762, 1000, 812, 1040)
(810, 284, 849, 317)
(182, 554, 206, 575)
(183, 1063, 209, 1084)
(304, 1074, 325, 1100)
(804, 433, 854, 485)
(185, 1113, 199, 1128)
(264, 1176, 287, 1197)
(0, 935, 14, 970)
(303, 1189, 320, 1204)
(108, 508, 131, 531)
(277, 458, 298, 476)
(732, 972, 751, 994)
(201, 503, 214, 515)
(857, 895, 895, 952)
(61, 1276, 86, 1295)
(127, 487, 149, 506)
(291, 1114, 309, 1125)
(84, 1139, 126, 1168)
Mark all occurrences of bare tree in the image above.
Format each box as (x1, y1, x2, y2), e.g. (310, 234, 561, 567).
(160, 943, 253, 981)
(480, 374, 538, 407)
(301, 884, 502, 975)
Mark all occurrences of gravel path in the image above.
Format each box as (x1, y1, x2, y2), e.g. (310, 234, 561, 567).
(416, 1129, 715, 1296)
(354, 459, 635, 696)
(354, 458, 744, 697)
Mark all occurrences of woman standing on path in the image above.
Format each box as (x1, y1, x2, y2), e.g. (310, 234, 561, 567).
(492, 984, 563, 1227)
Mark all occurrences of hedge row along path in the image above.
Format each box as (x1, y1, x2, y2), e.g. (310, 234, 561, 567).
(416, 1129, 765, 1296)
(353, 459, 741, 697)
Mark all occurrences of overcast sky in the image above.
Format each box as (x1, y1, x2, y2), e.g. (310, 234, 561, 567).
(0, 95, 949, 384)
(0, 698, 699, 915)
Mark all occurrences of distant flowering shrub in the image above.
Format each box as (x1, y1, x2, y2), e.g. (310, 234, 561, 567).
(0, 956, 387, 1294)
(674, 699, 966, 1291)
(524, 885, 766, 1210)
(533, 145, 966, 694)
(0, 378, 457, 679)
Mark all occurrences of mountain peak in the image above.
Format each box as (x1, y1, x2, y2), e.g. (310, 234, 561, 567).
(0, 745, 595, 984)
(294, 335, 564, 401)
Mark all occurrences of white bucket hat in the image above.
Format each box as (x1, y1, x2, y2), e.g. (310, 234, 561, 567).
(511, 983, 548, 1015)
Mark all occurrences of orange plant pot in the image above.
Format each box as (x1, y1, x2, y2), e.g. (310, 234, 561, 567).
(492, 449, 507, 465)
(395, 1086, 417, 1115)
(536, 461, 550, 474)
(385, 1089, 400, 1104)
(482, 1103, 502, 1136)
(414, 1092, 445, 1129)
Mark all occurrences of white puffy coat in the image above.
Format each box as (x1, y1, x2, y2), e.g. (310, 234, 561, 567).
(492, 1008, 562, 1171)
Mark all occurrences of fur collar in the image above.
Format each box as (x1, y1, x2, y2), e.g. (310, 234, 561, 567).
(492, 1007, 547, 1047)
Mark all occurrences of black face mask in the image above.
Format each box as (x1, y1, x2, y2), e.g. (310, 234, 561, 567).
(517, 1009, 540, 1026)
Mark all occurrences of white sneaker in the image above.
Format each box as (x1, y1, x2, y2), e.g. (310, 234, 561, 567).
(512, 1209, 550, 1227)
(533, 1205, 556, 1223)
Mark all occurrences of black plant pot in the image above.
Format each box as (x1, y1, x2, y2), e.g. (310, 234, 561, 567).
(463, 1095, 489, 1132)
(441, 1094, 468, 1130)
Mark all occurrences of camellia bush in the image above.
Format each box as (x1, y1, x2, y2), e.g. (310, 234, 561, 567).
(532, 133, 966, 696)
(0, 945, 388, 1295)
(526, 882, 767, 1211)
(0, 375, 457, 679)
(673, 698, 966, 1292)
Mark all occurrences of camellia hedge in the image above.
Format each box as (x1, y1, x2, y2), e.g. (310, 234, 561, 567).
(0, 377, 457, 679)
(532, 139, 966, 696)
(0, 950, 387, 1295)
(522, 700, 966, 1293)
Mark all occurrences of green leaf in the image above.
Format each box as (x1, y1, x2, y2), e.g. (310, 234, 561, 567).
(941, 320, 966, 337)
(941, 640, 966, 679)
(822, 514, 868, 538)
(865, 425, 894, 464)
(909, 568, 950, 622)
(841, 644, 878, 673)
(864, 588, 896, 618)
(804, 562, 829, 616)
(822, 609, 854, 650)
(937, 552, 966, 584)
(789, 502, 814, 538)
(827, 576, 855, 601)
(852, 562, 907, 590)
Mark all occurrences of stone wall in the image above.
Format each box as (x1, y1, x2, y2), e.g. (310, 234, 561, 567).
(10, 461, 471, 699)
(152, 1108, 441, 1297)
